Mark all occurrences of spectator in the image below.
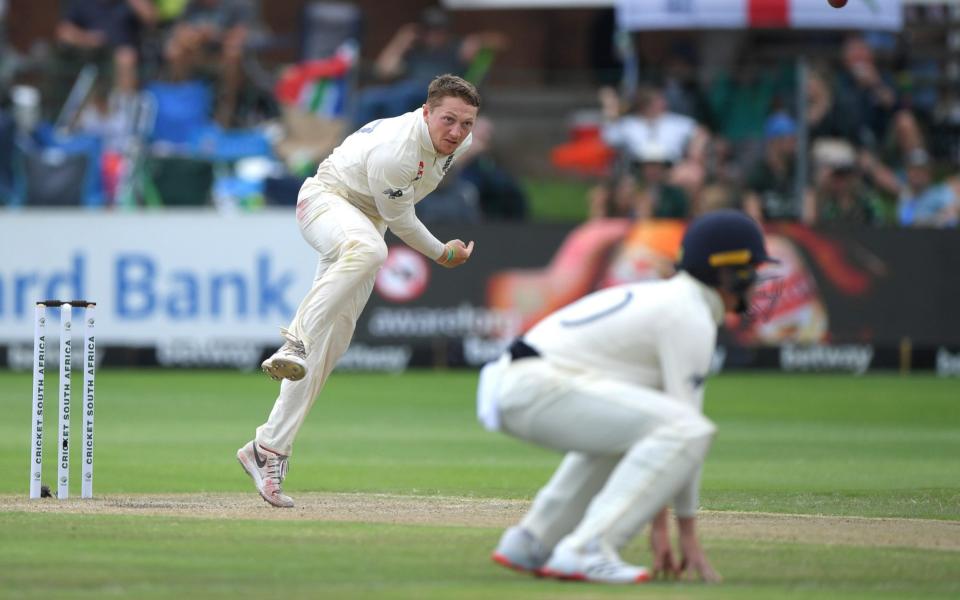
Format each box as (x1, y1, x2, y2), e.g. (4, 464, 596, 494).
(705, 61, 792, 147)
(601, 85, 707, 165)
(835, 36, 928, 166)
(804, 139, 887, 226)
(743, 112, 803, 222)
(599, 85, 709, 197)
(631, 144, 690, 220)
(877, 110, 927, 171)
(895, 148, 959, 227)
(835, 35, 899, 148)
(56, 0, 157, 96)
(806, 68, 861, 147)
(587, 170, 638, 220)
(457, 117, 529, 220)
(354, 6, 507, 127)
(164, 0, 253, 126)
(695, 183, 739, 217)
(660, 41, 704, 120)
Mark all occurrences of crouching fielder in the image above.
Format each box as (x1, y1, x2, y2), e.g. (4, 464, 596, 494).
(479, 210, 776, 583)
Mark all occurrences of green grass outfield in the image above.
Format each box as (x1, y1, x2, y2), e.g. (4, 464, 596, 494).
(1, 370, 958, 599)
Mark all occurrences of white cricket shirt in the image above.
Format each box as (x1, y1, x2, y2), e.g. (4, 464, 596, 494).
(305, 110, 472, 260)
(524, 271, 724, 410)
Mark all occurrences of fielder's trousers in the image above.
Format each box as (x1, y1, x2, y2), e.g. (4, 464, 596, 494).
(484, 353, 715, 552)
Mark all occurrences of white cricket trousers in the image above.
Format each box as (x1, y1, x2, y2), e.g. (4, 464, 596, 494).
(256, 185, 387, 455)
(491, 356, 716, 553)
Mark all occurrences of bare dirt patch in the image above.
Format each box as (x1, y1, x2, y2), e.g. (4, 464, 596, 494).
(3, 493, 957, 552)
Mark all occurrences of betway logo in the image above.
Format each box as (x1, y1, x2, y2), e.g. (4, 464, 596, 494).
(336, 344, 411, 372)
(780, 344, 874, 375)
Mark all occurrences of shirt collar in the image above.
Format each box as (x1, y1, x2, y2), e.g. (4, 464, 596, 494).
(416, 112, 437, 155)
(678, 271, 725, 325)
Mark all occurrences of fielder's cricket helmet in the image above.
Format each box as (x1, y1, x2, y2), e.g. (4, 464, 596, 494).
(678, 209, 777, 290)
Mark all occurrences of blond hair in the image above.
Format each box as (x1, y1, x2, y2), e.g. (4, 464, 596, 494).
(426, 74, 481, 109)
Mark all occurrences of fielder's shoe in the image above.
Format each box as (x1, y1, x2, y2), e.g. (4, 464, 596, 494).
(491, 526, 550, 575)
(236, 440, 294, 508)
(261, 328, 307, 382)
(541, 541, 651, 584)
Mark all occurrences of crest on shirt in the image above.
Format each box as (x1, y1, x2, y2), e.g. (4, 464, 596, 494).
(382, 188, 404, 199)
(413, 161, 425, 182)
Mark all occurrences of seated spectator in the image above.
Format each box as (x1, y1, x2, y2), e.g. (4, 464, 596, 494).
(587, 171, 639, 220)
(660, 41, 704, 120)
(599, 84, 709, 197)
(743, 112, 804, 222)
(354, 6, 507, 127)
(695, 183, 739, 217)
(895, 148, 959, 227)
(835, 34, 899, 149)
(457, 117, 529, 220)
(806, 68, 862, 148)
(601, 85, 707, 165)
(705, 61, 792, 147)
(836, 35, 926, 165)
(631, 144, 689, 220)
(164, 0, 253, 126)
(803, 139, 887, 226)
(56, 0, 157, 96)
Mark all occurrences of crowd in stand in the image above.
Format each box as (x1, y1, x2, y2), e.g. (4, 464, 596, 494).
(590, 33, 959, 228)
(0, 2, 956, 228)
(0, 1, 527, 217)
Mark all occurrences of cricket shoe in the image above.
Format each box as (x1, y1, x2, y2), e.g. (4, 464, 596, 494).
(236, 440, 294, 508)
(261, 328, 307, 382)
(541, 541, 651, 584)
(491, 526, 550, 575)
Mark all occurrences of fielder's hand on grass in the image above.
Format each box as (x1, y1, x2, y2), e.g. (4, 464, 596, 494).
(678, 516, 722, 583)
(435, 240, 474, 268)
(650, 508, 680, 579)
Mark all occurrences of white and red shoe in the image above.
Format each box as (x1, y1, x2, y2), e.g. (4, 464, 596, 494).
(491, 526, 550, 576)
(237, 440, 294, 508)
(541, 541, 650, 584)
(261, 328, 307, 382)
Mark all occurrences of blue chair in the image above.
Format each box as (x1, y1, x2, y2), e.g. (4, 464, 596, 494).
(146, 80, 214, 146)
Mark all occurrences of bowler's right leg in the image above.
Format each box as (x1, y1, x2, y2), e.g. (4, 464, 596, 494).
(261, 190, 387, 383)
(244, 189, 386, 507)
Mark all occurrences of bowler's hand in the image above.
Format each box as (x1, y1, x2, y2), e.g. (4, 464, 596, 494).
(436, 240, 474, 268)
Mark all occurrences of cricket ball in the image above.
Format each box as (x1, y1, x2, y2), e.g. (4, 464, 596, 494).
(828, 0, 847, 7)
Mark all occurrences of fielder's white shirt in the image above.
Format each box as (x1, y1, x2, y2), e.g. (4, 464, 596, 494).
(524, 271, 724, 411)
(521, 271, 724, 516)
(305, 110, 472, 260)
